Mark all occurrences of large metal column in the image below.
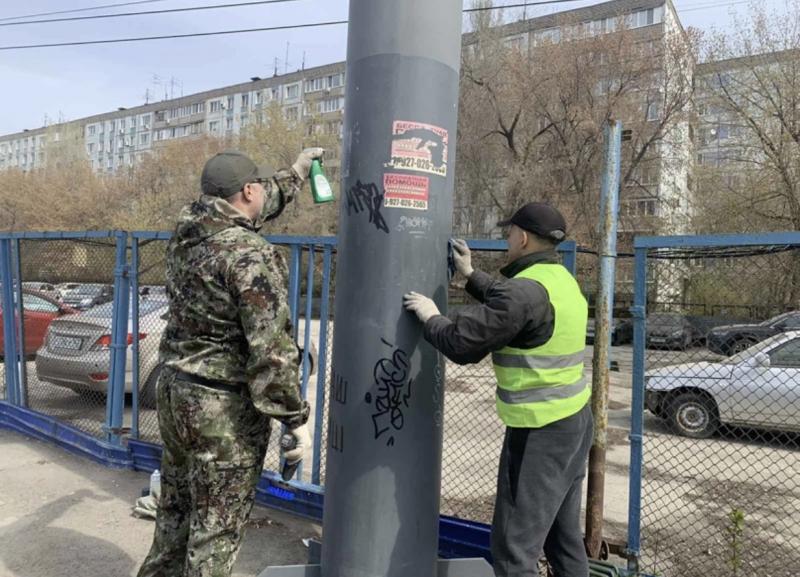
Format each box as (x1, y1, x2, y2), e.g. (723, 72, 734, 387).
(263, 1, 491, 575)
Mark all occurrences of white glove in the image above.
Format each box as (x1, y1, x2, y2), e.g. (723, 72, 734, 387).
(451, 238, 474, 277)
(291, 147, 325, 180)
(282, 424, 310, 464)
(403, 292, 441, 323)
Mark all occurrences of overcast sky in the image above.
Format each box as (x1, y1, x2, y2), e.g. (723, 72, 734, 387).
(0, 0, 786, 135)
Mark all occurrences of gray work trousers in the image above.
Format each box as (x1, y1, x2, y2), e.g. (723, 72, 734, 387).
(491, 403, 594, 577)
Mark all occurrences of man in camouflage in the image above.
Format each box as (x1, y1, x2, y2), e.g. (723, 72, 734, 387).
(137, 148, 323, 577)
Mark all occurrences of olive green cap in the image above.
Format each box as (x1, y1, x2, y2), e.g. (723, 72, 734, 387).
(201, 150, 275, 197)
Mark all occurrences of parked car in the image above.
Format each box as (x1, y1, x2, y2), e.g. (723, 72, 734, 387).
(0, 290, 76, 357)
(56, 283, 81, 299)
(21, 282, 62, 303)
(35, 299, 167, 407)
(586, 317, 633, 346)
(706, 310, 800, 356)
(645, 331, 800, 438)
(60, 283, 114, 311)
(646, 312, 697, 350)
(139, 285, 167, 299)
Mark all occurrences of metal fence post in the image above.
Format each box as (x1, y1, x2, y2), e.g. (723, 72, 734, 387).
(296, 244, 316, 482)
(626, 245, 648, 574)
(105, 232, 130, 445)
(130, 236, 141, 439)
(586, 120, 622, 557)
(312, 244, 333, 485)
(0, 238, 20, 405)
(559, 240, 578, 275)
(12, 239, 27, 407)
(288, 244, 301, 335)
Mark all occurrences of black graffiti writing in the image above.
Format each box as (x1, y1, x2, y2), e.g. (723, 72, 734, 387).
(432, 357, 444, 429)
(329, 418, 344, 453)
(346, 180, 389, 234)
(333, 373, 348, 405)
(367, 340, 413, 446)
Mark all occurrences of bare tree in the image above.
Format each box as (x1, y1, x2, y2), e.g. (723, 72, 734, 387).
(697, 0, 800, 233)
(457, 2, 696, 247)
(695, 0, 800, 305)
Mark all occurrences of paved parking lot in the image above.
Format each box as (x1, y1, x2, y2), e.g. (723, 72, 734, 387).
(2, 340, 798, 576)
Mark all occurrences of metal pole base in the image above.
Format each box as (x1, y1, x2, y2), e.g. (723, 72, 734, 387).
(260, 558, 494, 577)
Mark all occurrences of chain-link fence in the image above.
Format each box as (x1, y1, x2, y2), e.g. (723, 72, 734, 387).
(6, 229, 798, 575)
(130, 234, 336, 485)
(5, 233, 122, 439)
(632, 240, 800, 577)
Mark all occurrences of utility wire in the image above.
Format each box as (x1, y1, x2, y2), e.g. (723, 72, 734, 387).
(1, 0, 588, 27)
(0, 20, 348, 51)
(0, 0, 762, 50)
(0, 0, 302, 27)
(0, 0, 170, 22)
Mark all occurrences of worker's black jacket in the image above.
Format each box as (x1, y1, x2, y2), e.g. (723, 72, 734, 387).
(424, 250, 559, 365)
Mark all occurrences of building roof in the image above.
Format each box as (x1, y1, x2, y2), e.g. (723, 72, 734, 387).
(462, 0, 667, 43)
(0, 61, 345, 142)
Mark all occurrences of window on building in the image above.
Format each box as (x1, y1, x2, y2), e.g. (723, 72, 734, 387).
(328, 73, 343, 88)
(271, 87, 280, 100)
(533, 27, 560, 45)
(319, 97, 344, 113)
(504, 36, 525, 52)
(141, 114, 151, 128)
(305, 77, 325, 92)
(155, 111, 166, 122)
(241, 93, 250, 108)
(226, 117, 234, 131)
(625, 199, 658, 217)
(226, 96, 234, 110)
(140, 133, 149, 145)
(88, 125, 97, 136)
(209, 120, 220, 132)
(285, 84, 300, 100)
(88, 143, 95, 154)
(646, 101, 661, 121)
(210, 100, 221, 113)
(255, 91, 263, 106)
(285, 106, 299, 121)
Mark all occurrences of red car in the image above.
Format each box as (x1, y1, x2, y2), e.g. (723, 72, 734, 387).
(0, 289, 76, 357)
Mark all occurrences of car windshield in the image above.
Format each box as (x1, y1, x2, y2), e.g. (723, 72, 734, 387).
(82, 299, 166, 318)
(723, 337, 780, 364)
(763, 312, 795, 327)
(74, 286, 104, 295)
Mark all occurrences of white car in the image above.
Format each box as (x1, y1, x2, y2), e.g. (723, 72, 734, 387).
(645, 331, 800, 438)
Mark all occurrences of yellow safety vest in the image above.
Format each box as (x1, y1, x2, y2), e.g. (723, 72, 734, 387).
(492, 263, 590, 428)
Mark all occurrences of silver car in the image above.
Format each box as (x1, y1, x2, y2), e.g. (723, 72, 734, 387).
(645, 331, 800, 438)
(36, 299, 167, 407)
(21, 282, 62, 303)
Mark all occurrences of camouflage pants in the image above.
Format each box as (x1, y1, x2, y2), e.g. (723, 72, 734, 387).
(137, 368, 271, 577)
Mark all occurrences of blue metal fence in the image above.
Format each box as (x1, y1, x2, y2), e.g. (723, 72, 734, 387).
(627, 231, 800, 577)
(0, 230, 581, 564)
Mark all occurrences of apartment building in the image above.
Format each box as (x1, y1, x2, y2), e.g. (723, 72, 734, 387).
(0, 62, 345, 174)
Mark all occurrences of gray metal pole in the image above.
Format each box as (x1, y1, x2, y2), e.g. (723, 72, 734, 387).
(585, 120, 622, 558)
(263, 1, 491, 576)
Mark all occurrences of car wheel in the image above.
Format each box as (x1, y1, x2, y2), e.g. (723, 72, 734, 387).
(728, 338, 756, 355)
(666, 392, 718, 438)
(140, 365, 161, 410)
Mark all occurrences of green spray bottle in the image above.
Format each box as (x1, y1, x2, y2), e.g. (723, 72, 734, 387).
(309, 159, 335, 203)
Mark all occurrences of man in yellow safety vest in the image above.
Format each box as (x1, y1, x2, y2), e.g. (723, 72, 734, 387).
(404, 202, 593, 577)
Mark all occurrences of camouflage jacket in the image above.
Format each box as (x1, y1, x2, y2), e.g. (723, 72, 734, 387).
(160, 171, 309, 427)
